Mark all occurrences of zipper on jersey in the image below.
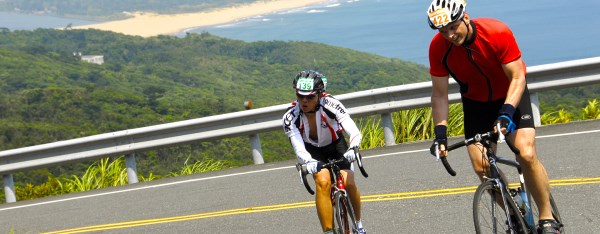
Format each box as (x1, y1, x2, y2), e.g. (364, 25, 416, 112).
(465, 46, 493, 102)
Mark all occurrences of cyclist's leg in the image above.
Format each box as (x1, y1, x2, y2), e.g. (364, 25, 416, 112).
(466, 143, 490, 182)
(466, 143, 509, 181)
(462, 97, 499, 181)
(509, 128, 554, 221)
(463, 98, 511, 213)
(306, 142, 341, 232)
(466, 144, 511, 211)
(313, 169, 334, 232)
(510, 89, 554, 221)
(341, 169, 361, 221)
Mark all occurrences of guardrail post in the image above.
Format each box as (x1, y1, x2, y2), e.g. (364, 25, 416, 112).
(3, 174, 16, 203)
(381, 113, 396, 146)
(245, 100, 264, 164)
(530, 92, 542, 127)
(125, 153, 139, 184)
(249, 134, 264, 164)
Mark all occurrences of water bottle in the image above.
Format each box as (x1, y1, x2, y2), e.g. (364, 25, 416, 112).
(517, 189, 527, 212)
(511, 189, 526, 214)
(518, 188, 533, 225)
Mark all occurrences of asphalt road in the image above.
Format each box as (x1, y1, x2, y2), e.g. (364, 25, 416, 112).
(1, 119, 599, 233)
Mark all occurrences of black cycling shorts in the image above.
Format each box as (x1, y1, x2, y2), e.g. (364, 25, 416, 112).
(462, 88, 535, 139)
(303, 132, 352, 170)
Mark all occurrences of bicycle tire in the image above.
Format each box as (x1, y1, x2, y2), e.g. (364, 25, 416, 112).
(473, 181, 529, 234)
(527, 191, 564, 233)
(333, 192, 358, 234)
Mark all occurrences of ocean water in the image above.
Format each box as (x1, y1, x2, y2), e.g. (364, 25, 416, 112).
(2, 0, 599, 66)
(0, 12, 96, 30)
(183, 0, 600, 66)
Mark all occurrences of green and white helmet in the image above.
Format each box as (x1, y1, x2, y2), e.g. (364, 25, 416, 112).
(293, 70, 327, 95)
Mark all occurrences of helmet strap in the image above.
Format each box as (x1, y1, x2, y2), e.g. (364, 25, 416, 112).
(312, 94, 322, 112)
(461, 18, 473, 46)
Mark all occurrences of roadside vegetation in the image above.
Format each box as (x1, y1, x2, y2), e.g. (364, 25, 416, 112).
(8, 156, 231, 202)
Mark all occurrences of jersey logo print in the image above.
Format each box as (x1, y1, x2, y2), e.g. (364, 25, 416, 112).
(283, 110, 296, 132)
(521, 114, 532, 120)
(323, 98, 346, 115)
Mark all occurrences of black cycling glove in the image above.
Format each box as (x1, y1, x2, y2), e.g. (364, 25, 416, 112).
(494, 104, 517, 134)
(430, 125, 447, 156)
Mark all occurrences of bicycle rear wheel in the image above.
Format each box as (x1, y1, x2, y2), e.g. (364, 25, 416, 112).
(527, 191, 563, 233)
(473, 181, 528, 234)
(333, 192, 358, 234)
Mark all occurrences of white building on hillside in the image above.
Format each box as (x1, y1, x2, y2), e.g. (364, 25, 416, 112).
(81, 55, 104, 65)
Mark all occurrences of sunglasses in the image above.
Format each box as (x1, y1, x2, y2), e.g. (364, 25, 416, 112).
(296, 93, 317, 100)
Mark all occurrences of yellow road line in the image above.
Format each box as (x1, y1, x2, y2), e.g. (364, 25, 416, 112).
(42, 176, 600, 234)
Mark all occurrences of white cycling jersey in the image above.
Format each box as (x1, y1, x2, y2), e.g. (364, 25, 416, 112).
(282, 94, 362, 164)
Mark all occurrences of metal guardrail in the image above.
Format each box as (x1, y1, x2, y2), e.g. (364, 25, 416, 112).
(2, 56, 600, 203)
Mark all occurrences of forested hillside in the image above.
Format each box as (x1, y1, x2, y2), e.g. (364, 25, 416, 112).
(0, 28, 429, 183)
(0, 0, 265, 20)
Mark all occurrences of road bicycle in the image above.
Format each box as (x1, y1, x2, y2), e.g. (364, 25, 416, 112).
(297, 148, 368, 234)
(436, 130, 563, 234)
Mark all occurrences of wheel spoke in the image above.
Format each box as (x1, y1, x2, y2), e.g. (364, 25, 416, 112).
(474, 181, 511, 234)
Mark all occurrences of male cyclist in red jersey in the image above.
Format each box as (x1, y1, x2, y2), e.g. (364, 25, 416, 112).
(283, 70, 366, 234)
(426, 0, 563, 233)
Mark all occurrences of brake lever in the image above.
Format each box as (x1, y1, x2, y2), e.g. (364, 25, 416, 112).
(434, 141, 440, 161)
(296, 164, 304, 185)
(497, 122, 505, 144)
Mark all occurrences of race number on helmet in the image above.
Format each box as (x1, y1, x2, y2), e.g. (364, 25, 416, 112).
(296, 77, 315, 91)
(427, 0, 466, 29)
(293, 70, 326, 95)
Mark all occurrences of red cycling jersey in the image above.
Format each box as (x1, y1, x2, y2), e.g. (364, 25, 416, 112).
(429, 18, 526, 102)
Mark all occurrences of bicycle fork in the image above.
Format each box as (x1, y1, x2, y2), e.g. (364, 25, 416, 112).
(487, 178, 519, 233)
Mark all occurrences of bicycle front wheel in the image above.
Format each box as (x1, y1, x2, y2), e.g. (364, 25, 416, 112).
(333, 192, 358, 234)
(473, 181, 528, 234)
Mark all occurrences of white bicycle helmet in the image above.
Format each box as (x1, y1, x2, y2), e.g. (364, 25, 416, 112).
(427, 0, 467, 29)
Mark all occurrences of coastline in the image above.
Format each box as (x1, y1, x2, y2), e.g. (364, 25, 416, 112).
(72, 0, 332, 37)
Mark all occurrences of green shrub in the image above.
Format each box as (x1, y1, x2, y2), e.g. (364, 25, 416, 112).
(170, 157, 232, 177)
(581, 99, 600, 120)
(357, 103, 463, 149)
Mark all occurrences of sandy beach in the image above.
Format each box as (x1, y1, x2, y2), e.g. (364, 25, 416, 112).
(73, 0, 331, 37)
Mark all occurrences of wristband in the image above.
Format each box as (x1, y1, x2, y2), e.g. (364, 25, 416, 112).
(499, 104, 516, 118)
(434, 125, 447, 139)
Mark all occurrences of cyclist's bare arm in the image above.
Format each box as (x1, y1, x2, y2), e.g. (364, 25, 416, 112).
(431, 75, 450, 127)
(501, 58, 526, 110)
(431, 75, 450, 154)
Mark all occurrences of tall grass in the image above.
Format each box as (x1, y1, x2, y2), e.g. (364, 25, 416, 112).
(541, 109, 573, 125)
(581, 99, 600, 119)
(358, 103, 464, 149)
(170, 157, 231, 177)
(12, 156, 230, 202)
(356, 116, 385, 149)
(62, 157, 128, 192)
(542, 99, 599, 124)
